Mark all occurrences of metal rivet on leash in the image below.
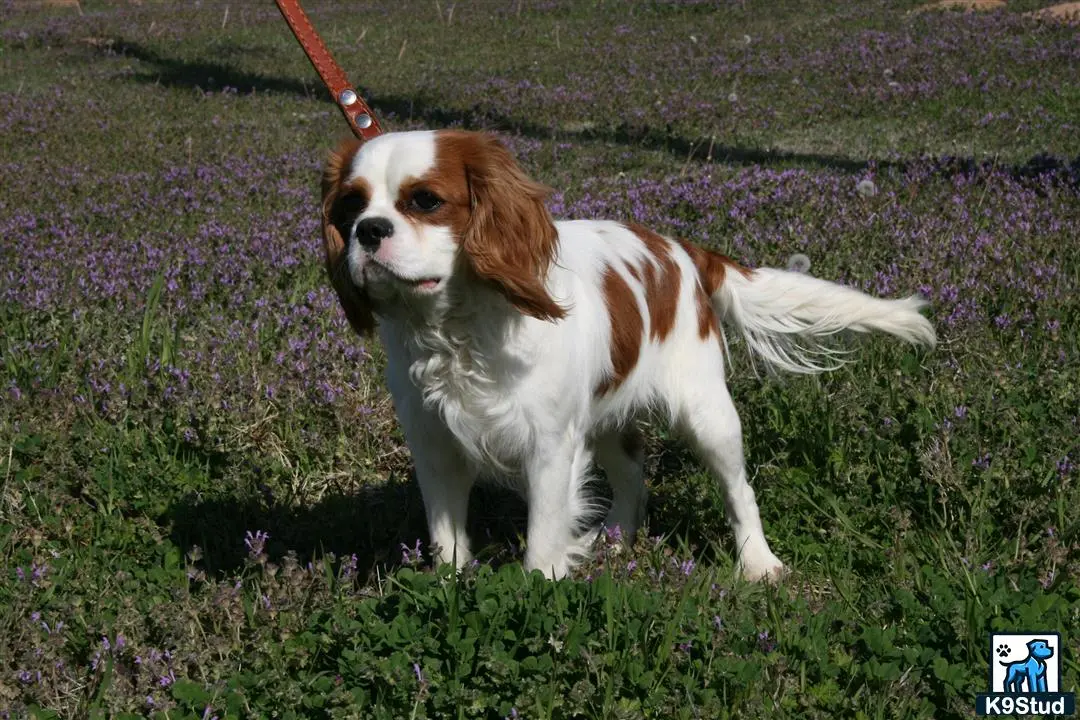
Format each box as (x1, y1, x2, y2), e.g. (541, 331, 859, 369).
(276, 0, 384, 141)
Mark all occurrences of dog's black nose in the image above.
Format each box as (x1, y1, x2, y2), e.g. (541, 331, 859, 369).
(355, 217, 394, 249)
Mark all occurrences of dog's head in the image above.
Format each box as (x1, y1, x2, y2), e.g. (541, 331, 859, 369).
(1027, 640, 1054, 660)
(320, 130, 566, 333)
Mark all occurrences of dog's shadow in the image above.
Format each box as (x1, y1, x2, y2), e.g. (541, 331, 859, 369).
(165, 473, 518, 580)
(164, 438, 721, 581)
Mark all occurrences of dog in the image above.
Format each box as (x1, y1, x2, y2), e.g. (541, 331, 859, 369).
(319, 130, 936, 581)
(1002, 640, 1053, 693)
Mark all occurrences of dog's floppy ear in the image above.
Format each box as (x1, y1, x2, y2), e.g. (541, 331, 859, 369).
(449, 132, 566, 322)
(321, 138, 375, 336)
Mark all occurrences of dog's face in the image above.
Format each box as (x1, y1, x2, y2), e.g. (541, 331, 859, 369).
(1027, 640, 1054, 660)
(320, 130, 566, 333)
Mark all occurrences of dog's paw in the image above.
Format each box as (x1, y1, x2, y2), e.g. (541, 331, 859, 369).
(736, 549, 788, 583)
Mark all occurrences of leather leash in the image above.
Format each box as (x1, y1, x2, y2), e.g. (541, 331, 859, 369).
(274, 0, 385, 141)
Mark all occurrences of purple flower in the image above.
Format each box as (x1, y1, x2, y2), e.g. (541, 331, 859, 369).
(401, 539, 423, 565)
(244, 530, 269, 558)
(341, 553, 359, 580)
(31, 562, 48, 584)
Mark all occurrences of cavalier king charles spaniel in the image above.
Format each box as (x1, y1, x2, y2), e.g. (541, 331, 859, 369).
(320, 130, 935, 581)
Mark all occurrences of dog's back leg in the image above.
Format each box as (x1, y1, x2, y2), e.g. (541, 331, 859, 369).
(595, 426, 647, 541)
(665, 341, 786, 582)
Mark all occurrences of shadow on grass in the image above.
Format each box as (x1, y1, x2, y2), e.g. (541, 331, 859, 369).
(107, 39, 878, 172)
(110, 40, 326, 101)
(163, 441, 737, 582)
(98, 38, 1073, 183)
(164, 471, 536, 582)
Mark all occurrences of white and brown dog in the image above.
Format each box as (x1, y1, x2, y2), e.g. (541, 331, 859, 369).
(320, 130, 935, 581)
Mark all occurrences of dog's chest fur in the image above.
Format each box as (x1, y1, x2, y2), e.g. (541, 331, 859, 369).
(404, 320, 533, 474)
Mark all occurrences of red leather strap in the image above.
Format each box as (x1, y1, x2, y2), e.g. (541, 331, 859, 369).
(274, 0, 385, 141)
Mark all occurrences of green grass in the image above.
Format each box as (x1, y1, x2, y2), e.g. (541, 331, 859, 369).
(1, 0, 1078, 717)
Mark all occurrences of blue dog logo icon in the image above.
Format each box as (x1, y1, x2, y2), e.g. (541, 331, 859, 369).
(978, 632, 1075, 716)
(1000, 639, 1053, 693)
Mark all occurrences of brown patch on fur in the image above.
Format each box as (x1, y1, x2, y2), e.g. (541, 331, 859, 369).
(396, 169, 471, 232)
(677, 239, 747, 339)
(321, 137, 375, 336)
(677, 239, 750, 294)
(626, 223, 681, 342)
(695, 287, 719, 339)
(596, 266, 643, 395)
(431, 131, 566, 321)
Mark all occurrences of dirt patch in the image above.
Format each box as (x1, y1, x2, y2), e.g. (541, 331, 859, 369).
(11, 0, 81, 6)
(1024, 2, 1080, 23)
(912, 0, 1006, 12)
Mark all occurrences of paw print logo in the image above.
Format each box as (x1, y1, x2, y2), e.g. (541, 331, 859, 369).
(996, 643, 1011, 659)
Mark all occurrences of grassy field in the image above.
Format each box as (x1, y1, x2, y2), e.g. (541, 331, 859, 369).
(1, 0, 1078, 717)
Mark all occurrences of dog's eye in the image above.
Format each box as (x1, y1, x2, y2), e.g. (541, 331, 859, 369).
(410, 189, 443, 212)
(332, 193, 368, 236)
(336, 193, 368, 220)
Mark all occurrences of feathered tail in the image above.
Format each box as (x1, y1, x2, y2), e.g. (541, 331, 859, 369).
(712, 266, 936, 374)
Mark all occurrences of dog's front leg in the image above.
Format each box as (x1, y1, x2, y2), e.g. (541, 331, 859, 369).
(385, 368, 476, 569)
(407, 418, 476, 569)
(522, 429, 593, 580)
(1027, 664, 1042, 693)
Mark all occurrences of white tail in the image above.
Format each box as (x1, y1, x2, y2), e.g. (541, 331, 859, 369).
(713, 267, 936, 375)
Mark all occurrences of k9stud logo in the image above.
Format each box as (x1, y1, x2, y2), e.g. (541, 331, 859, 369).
(976, 632, 1075, 717)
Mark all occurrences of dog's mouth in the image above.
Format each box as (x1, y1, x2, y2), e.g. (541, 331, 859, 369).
(366, 261, 444, 294)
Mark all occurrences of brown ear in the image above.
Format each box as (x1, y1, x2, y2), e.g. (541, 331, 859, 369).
(321, 138, 375, 336)
(449, 132, 566, 321)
